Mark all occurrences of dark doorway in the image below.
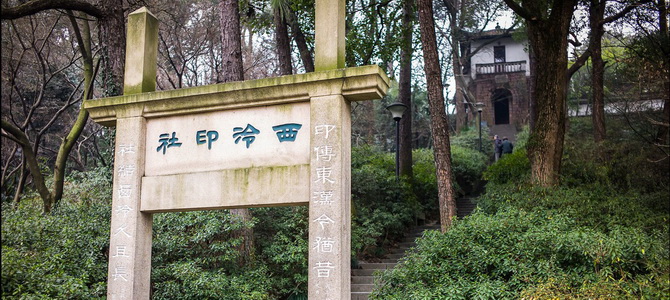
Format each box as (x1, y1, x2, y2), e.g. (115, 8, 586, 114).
(492, 89, 511, 125)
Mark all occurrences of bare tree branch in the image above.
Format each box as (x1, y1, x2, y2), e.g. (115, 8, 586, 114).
(1, 0, 103, 20)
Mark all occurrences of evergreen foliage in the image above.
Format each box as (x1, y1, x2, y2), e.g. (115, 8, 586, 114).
(2, 144, 488, 299)
(371, 119, 670, 299)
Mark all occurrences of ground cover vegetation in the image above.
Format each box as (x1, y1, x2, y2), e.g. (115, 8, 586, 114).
(2, 0, 667, 298)
(1, 142, 486, 298)
(371, 117, 670, 299)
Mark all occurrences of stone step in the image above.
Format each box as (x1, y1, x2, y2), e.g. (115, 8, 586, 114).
(352, 269, 377, 276)
(351, 292, 370, 300)
(386, 253, 405, 259)
(388, 247, 411, 254)
(350, 224, 440, 298)
(351, 276, 374, 284)
(406, 226, 440, 235)
(351, 284, 375, 293)
(358, 262, 396, 270)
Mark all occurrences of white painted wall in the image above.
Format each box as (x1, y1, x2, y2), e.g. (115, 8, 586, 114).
(470, 36, 530, 79)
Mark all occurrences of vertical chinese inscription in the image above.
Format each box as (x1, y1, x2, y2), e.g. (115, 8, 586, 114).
(108, 117, 152, 300)
(309, 94, 352, 299)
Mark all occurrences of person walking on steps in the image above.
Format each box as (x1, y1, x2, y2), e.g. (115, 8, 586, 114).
(500, 137, 513, 158)
(494, 135, 502, 161)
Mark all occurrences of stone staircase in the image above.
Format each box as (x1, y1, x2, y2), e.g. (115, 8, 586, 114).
(350, 223, 441, 300)
(456, 197, 477, 219)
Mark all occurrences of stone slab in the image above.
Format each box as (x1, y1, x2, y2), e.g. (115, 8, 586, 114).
(144, 102, 310, 176)
(140, 164, 309, 212)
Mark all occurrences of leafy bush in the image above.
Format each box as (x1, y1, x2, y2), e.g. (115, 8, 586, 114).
(253, 206, 309, 298)
(477, 183, 669, 233)
(451, 125, 494, 159)
(482, 148, 531, 185)
(151, 210, 273, 300)
(2, 198, 110, 299)
(371, 207, 669, 299)
(351, 146, 417, 259)
(451, 145, 488, 195)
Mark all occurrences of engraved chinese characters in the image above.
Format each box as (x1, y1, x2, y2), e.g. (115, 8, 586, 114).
(108, 118, 153, 300)
(154, 122, 302, 154)
(311, 124, 339, 281)
(144, 103, 311, 178)
(308, 93, 352, 299)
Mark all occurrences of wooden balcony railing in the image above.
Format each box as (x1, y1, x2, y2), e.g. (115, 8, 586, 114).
(475, 61, 526, 75)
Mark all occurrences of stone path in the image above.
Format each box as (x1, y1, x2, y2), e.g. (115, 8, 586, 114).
(456, 197, 477, 219)
(350, 197, 479, 299)
(350, 224, 441, 300)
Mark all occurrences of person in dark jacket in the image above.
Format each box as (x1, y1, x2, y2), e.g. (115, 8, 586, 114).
(500, 137, 513, 157)
(494, 135, 502, 161)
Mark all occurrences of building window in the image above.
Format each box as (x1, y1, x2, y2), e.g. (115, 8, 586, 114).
(494, 46, 505, 63)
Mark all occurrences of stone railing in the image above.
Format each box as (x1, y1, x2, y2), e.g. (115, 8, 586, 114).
(475, 61, 526, 75)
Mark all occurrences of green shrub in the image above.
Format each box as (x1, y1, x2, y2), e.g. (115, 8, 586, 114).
(477, 183, 669, 233)
(451, 145, 488, 195)
(351, 146, 417, 259)
(2, 198, 110, 299)
(371, 208, 669, 299)
(253, 206, 309, 298)
(482, 148, 531, 184)
(451, 125, 494, 158)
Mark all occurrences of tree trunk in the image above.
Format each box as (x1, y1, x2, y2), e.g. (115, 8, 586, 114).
(287, 8, 314, 72)
(505, 0, 577, 187)
(446, 0, 467, 132)
(288, 10, 313, 73)
(219, 0, 244, 82)
(98, 0, 124, 96)
(590, 0, 607, 143)
(418, 0, 457, 232)
(274, 5, 293, 75)
(399, 0, 413, 178)
(219, 0, 254, 264)
(657, 0, 670, 144)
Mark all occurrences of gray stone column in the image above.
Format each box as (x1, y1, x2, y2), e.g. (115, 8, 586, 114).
(314, 0, 345, 71)
(108, 117, 152, 300)
(309, 94, 351, 299)
(107, 7, 157, 299)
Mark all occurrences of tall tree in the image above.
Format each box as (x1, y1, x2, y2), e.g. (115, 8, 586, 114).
(398, 0, 414, 178)
(286, 5, 314, 72)
(655, 0, 669, 145)
(1, 9, 97, 213)
(273, 0, 293, 75)
(218, 0, 254, 263)
(583, 0, 651, 143)
(98, 0, 125, 96)
(219, 0, 244, 82)
(504, 0, 578, 186)
(418, 0, 457, 231)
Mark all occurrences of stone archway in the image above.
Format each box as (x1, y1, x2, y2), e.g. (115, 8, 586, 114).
(492, 88, 512, 125)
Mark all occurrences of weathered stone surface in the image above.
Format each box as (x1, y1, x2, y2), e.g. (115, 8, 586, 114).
(141, 165, 310, 212)
(309, 94, 352, 299)
(108, 117, 153, 300)
(84, 65, 389, 127)
(315, 0, 345, 71)
(143, 102, 310, 177)
(123, 7, 158, 95)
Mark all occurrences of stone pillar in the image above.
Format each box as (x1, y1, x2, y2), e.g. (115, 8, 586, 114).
(123, 7, 158, 95)
(309, 94, 351, 299)
(107, 7, 157, 299)
(314, 0, 345, 71)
